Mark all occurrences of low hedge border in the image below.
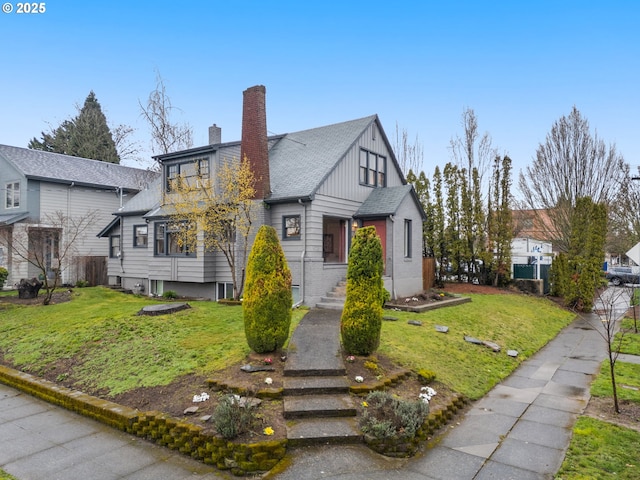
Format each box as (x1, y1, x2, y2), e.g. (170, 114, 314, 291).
(349, 368, 412, 395)
(0, 365, 287, 476)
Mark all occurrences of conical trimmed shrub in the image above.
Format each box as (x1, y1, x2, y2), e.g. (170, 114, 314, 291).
(243, 225, 293, 353)
(341, 226, 384, 355)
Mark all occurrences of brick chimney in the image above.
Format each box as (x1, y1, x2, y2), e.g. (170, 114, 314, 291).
(240, 85, 270, 199)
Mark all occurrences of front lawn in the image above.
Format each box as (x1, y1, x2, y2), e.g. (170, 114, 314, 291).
(0, 287, 575, 401)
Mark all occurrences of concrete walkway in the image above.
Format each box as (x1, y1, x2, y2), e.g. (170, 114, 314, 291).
(0, 289, 632, 480)
(269, 299, 628, 479)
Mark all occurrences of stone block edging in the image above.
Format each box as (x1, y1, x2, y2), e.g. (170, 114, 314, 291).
(0, 365, 286, 476)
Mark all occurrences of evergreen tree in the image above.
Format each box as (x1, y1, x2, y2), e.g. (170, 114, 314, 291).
(340, 226, 384, 355)
(29, 91, 121, 163)
(243, 225, 292, 353)
(67, 91, 120, 163)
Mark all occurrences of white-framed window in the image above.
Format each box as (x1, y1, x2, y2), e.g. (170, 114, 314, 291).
(283, 215, 301, 239)
(359, 149, 386, 187)
(5, 181, 20, 208)
(109, 235, 120, 258)
(133, 224, 148, 248)
(217, 282, 234, 300)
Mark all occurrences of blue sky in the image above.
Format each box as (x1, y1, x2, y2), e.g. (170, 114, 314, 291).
(1, 1, 638, 179)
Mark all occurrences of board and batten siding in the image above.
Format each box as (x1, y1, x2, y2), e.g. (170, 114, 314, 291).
(316, 123, 404, 200)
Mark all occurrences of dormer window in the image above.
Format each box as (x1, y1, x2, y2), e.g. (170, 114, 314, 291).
(166, 158, 210, 192)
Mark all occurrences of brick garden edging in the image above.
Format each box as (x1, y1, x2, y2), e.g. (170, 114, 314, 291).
(0, 365, 287, 476)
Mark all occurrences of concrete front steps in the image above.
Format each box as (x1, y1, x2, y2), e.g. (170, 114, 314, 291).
(315, 280, 346, 310)
(283, 370, 361, 446)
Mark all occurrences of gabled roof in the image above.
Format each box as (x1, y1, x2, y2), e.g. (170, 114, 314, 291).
(0, 144, 158, 191)
(267, 115, 381, 202)
(354, 185, 427, 220)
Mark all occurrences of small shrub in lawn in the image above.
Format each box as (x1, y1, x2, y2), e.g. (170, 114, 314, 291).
(162, 290, 178, 299)
(75, 279, 90, 288)
(0, 267, 8, 287)
(212, 394, 258, 440)
(360, 390, 429, 440)
(364, 360, 379, 373)
(417, 369, 437, 385)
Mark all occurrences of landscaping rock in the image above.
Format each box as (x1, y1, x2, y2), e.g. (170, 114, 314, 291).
(408, 320, 422, 326)
(482, 341, 501, 352)
(137, 302, 191, 316)
(240, 364, 275, 373)
(507, 350, 518, 357)
(435, 325, 449, 333)
(383, 316, 399, 321)
(183, 406, 199, 415)
(464, 335, 482, 345)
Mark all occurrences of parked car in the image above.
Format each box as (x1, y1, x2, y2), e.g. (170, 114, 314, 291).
(605, 266, 640, 286)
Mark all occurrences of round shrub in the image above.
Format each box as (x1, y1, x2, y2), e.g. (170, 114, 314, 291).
(341, 226, 384, 355)
(0, 267, 8, 287)
(243, 225, 292, 353)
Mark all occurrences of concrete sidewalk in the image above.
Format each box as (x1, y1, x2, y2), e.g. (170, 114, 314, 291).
(0, 385, 225, 479)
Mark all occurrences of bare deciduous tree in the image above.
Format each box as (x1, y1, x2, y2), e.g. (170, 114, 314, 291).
(139, 72, 193, 157)
(393, 123, 424, 176)
(518, 106, 626, 253)
(591, 286, 633, 413)
(0, 210, 99, 305)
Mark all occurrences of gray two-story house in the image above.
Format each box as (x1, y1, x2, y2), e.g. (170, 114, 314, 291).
(0, 145, 157, 287)
(99, 86, 426, 306)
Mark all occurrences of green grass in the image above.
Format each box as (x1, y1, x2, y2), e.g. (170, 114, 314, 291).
(590, 361, 640, 402)
(0, 287, 305, 395)
(556, 416, 640, 479)
(379, 294, 575, 399)
(617, 318, 640, 355)
(0, 471, 17, 480)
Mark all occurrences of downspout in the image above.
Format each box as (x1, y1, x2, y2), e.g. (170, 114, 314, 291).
(118, 187, 125, 274)
(293, 198, 306, 308)
(389, 214, 396, 299)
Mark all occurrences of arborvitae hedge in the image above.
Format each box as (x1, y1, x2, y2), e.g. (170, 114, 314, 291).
(341, 226, 384, 355)
(243, 225, 292, 353)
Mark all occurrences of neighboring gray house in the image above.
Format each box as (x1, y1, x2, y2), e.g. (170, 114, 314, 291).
(99, 86, 426, 306)
(0, 145, 158, 287)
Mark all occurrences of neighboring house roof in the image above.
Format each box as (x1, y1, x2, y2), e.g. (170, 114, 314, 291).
(0, 212, 28, 226)
(118, 177, 162, 215)
(267, 115, 386, 203)
(0, 144, 158, 191)
(354, 185, 427, 220)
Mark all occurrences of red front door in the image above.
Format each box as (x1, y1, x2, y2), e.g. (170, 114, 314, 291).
(362, 219, 386, 274)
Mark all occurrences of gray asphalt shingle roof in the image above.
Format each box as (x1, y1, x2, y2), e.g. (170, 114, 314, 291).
(0, 144, 158, 191)
(267, 115, 377, 202)
(354, 184, 416, 217)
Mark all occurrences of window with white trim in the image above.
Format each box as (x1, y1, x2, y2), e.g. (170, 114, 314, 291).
(5, 182, 20, 208)
(283, 215, 301, 239)
(133, 225, 148, 248)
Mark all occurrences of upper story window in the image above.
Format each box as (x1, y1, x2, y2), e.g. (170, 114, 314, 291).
(5, 181, 20, 208)
(359, 149, 386, 187)
(166, 158, 210, 192)
(133, 224, 148, 248)
(283, 215, 301, 240)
